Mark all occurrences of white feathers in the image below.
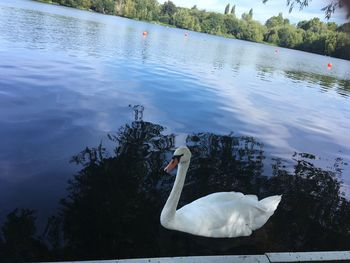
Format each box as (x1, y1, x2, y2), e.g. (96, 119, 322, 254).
(160, 147, 281, 238)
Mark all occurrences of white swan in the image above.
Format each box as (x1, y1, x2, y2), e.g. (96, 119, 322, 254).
(160, 146, 281, 238)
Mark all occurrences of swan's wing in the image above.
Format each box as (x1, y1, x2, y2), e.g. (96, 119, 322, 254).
(188, 191, 245, 205)
(175, 192, 256, 237)
(187, 192, 261, 209)
(245, 194, 258, 202)
(174, 192, 279, 237)
(176, 197, 236, 232)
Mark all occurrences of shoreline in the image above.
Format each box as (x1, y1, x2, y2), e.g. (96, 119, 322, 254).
(32, 0, 350, 61)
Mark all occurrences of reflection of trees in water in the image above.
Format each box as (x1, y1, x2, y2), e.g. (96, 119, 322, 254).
(0, 110, 349, 261)
(0, 209, 49, 262)
(266, 157, 350, 251)
(59, 118, 175, 260)
(254, 65, 350, 97)
(184, 133, 266, 202)
(283, 70, 350, 97)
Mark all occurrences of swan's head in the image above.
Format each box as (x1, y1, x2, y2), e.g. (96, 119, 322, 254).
(164, 146, 191, 173)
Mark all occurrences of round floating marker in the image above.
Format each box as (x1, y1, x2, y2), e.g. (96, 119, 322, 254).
(184, 32, 189, 37)
(327, 63, 332, 70)
(142, 31, 148, 36)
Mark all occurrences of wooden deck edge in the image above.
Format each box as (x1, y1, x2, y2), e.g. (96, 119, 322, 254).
(43, 251, 350, 263)
(266, 251, 350, 262)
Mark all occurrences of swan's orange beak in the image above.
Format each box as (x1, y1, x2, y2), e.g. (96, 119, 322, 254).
(164, 158, 179, 173)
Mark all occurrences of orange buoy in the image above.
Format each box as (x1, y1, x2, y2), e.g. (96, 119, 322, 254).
(327, 63, 332, 70)
(184, 32, 188, 37)
(142, 31, 148, 36)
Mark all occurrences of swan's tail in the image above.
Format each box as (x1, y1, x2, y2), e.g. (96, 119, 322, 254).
(251, 195, 282, 231)
(259, 195, 282, 213)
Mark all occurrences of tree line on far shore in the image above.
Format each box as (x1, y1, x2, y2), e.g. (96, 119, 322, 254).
(38, 0, 350, 60)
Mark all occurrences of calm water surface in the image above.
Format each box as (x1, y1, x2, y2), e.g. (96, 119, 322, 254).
(1, 0, 350, 260)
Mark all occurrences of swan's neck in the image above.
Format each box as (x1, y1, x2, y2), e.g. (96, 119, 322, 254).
(161, 161, 190, 224)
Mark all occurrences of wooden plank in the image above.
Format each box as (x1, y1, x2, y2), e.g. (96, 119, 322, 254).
(50, 255, 270, 263)
(43, 251, 350, 263)
(266, 251, 350, 262)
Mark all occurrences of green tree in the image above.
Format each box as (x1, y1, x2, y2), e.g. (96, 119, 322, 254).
(173, 8, 193, 29)
(242, 8, 253, 20)
(299, 30, 317, 51)
(188, 7, 202, 31)
(114, 0, 123, 15)
(133, 0, 160, 21)
(123, 0, 135, 17)
(161, 0, 176, 16)
(161, 1, 178, 25)
(91, 0, 115, 14)
(200, 12, 225, 34)
(249, 8, 253, 19)
(265, 13, 285, 28)
(297, 18, 326, 33)
(334, 32, 350, 59)
(337, 22, 350, 33)
(238, 20, 266, 42)
(264, 28, 280, 44)
(224, 3, 230, 15)
(327, 21, 338, 31)
(277, 25, 303, 48)
(324, 31, 338, 55)
(230, 5, 236, 16)
(223, 15, 240, 36)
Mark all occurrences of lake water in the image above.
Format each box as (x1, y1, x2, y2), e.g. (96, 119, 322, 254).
(1, 0, 350, 260)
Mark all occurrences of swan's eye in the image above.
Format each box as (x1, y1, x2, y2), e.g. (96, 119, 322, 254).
(172, 154, 183, 162)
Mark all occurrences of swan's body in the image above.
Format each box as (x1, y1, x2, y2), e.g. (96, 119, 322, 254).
(161, 147, 281, 238)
